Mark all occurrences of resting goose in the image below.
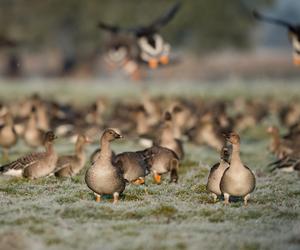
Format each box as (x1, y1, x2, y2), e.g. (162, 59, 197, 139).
(54, 134, 91, 177)
(220, 132, 256, 205)
(85, 129, 126, 204)
(0, 131, 57, 179)
(268, 156, 300, 173)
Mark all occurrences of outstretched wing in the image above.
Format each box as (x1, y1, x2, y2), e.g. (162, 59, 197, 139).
(253, 10, 296, 32)
(125, 2, 181, 37)
(98, 22, 121, 33)
(149, 1, 181, 31)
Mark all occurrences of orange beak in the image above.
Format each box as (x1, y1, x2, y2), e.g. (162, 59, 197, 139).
(160, 55, 169, 65)
(293, 53, 300, 66)
(148, 59, 158, 69)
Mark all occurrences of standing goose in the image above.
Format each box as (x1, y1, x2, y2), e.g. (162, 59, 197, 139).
(253, 10, 300, 66)
(159, 111, 184, 160)
(220, 132, 256, 205)
(0, 110, 18, 160)
(0, 131, 57, 179)
(24, 107, 45, 148)
(113, 151, 150, 185)
(85, 129, 126, 204)
(206, 145, 231, 202)
(54, 134, 91, 177)
(141, 145, 180, 184)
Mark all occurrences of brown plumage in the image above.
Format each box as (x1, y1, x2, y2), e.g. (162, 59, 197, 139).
(220, 133, 256, 206)
(85, 128, 126, 203)
(158, 111, 184, 159)
(0, 110, 18, 159)
(114, 151, 150, 184)
(54, 135, 91, 177)
(140, 145, 180, 184)
(0, 131, 58, 179)
(206, 145, 231, 202)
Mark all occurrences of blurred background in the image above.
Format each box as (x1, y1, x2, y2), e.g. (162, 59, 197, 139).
(0, 0, 299, 81)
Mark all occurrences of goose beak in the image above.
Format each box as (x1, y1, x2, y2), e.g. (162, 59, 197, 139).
(148, 58, 158, 69)
(116, 134, 123, 139)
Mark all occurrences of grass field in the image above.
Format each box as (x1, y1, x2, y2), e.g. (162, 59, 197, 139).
(0, 79, 299, 250)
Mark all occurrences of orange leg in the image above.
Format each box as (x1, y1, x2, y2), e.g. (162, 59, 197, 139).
(132, 177, 145, 185)
(148, 59, 158, 69)
(94, 193, 101, 202)
(293, 53, 300, 66)
(153, 172, 161, 184)
(160, 55, 169, 65)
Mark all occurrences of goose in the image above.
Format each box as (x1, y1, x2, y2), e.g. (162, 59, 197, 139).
(85, 129, 126, 203)
(54, 135, 91, 177)
(206, 145, 231, 202)
(0, 110, 18, 159)
(220, 132, 256, 205)
(267, 126, 296, 159)
(158, 111, 184, 159)
(98, 23, 141, 80)
(0, 131, 57, 179)
(113, 151, 150, 184)
(268, 156, 300, 173)
(140, 145, 180, 184)
(99, 2, 181, 70)
(253, 10, 300, 66)
(23, 107, 45, 148)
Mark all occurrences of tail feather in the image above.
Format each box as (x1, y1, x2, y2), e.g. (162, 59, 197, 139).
(0, 163, 12, 174)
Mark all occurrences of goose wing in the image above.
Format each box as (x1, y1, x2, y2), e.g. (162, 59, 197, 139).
(0, 152, 46, 173)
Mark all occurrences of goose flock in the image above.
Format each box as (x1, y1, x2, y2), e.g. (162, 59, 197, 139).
(0, 2, 299, 207)
(0, 92, 299, 205)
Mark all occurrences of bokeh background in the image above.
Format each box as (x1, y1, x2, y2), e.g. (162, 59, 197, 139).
(0, 0, 300, 81)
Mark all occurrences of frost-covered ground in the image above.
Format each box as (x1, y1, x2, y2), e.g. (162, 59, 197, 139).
(0, 79, 299, 250)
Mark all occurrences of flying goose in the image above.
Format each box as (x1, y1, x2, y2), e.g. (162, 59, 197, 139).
(253, 10, 300, 66)
(99, 2, 181, 70)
